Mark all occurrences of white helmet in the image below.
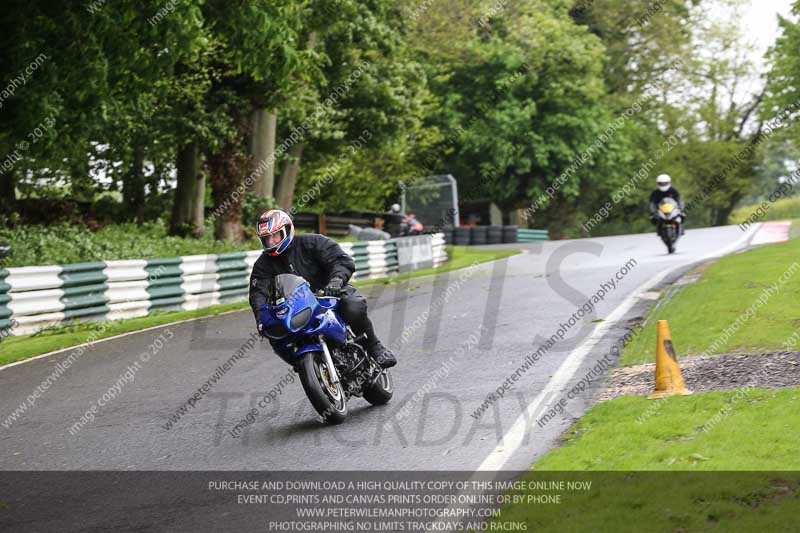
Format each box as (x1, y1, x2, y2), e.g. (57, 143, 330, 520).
(656, 174, 671, 192)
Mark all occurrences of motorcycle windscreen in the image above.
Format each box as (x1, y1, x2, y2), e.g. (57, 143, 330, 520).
(269, 274, 308, 303)
(658, 198, 680, 220)
(261, 274, 314, 338)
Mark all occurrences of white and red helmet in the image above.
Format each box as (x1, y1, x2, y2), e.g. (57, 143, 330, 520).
(257, 209, 295, 256)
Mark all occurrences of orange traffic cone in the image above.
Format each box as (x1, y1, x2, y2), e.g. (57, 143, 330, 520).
(648, 320, 692, 399)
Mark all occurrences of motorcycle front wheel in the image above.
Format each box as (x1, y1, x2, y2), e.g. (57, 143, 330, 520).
(298, 351, 348, 425)
(660, 227, 676, 254)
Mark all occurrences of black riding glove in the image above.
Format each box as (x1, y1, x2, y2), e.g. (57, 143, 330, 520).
(324, 277, 344, 297)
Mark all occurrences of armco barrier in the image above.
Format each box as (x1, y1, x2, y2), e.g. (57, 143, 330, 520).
(517, 228, 549, 243)
(0, 234, 447, 336)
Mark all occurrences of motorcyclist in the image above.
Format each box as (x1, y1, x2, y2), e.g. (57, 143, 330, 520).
(649, 174, 685, 234)
(402, 213, 424, 236)
(248, 209, 397, 368)
(388, 204, 424, 236)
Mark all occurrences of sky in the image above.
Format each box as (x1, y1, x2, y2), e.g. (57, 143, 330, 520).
(701, 0, 797, 108)
(741, 0, 795, 72)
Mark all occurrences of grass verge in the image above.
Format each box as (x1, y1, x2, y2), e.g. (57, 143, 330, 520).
(534, 388, 800, 471)
(0, 245, 520, 366)
(621, 221, 800, 365)
(487, 388, 800, 530)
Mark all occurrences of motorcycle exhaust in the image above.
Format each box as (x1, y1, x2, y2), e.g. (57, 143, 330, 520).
(319, 336, 341, 385)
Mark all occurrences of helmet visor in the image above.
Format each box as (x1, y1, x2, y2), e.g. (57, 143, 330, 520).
(260, 227, 286, 251)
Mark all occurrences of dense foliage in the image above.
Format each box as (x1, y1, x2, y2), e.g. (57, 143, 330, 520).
(0, 222, 262, 267)
(1, 0, 799, 265)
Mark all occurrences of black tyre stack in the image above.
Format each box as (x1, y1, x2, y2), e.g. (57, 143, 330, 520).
(445, 225, 520, 246)
(441, 227, 455, 245)
(487, 225, 504, 244)
(502, 225, 518, 243)
(454, 227, 471, 246)
(470, 226, 488, 245)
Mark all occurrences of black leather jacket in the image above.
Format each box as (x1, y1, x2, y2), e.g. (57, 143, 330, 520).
(248, 233, 355, 321)
(649, 187, 683, 215)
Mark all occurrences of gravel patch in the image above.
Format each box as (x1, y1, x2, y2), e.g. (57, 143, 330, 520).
(599, 351, 800, 401)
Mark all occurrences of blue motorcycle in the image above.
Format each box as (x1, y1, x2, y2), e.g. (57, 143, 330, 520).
(259, 274, 393, 424)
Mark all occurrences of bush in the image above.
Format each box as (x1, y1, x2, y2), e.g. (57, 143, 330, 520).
(730, 196, 800, 225)
(0, 220, 263, 268)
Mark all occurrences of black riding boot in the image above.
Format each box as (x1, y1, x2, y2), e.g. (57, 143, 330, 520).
(351, 317, 397, 369)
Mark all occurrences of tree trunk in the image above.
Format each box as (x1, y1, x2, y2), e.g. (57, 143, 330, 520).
(124, 144, 146, 224)
(191, 165, 206, 238)
(250, 108, 277, 198)
(274, 143, 304, 211)
(714, 193, 741, 226)
(215, 218, 241, 241)
(208, 132, 251, 242)
(271, 33, 316, 212)
(543, 195, 577, 240)
(170, 142, 199, 236)
(0, 171, 16, 215)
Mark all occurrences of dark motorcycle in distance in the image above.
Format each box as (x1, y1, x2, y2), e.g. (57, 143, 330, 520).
(656, 198, 682, 254)
(259, 274, 393, 424)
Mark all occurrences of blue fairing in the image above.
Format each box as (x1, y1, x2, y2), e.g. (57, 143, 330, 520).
(259, 274, 349, 363)
(295, 343, 324, 357)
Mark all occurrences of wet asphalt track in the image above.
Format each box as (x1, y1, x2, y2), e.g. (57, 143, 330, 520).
(0, 225, 759, 473)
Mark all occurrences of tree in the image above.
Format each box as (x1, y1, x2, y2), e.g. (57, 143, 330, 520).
(0, 0, 212, 229)
(404, 0, 625, 236)
(575, 0, 769, 229)
(197, 0, 309, 240)
(570, 0, 697, 97)
(270, 0, 430, 213)
(676, 0, 766, 225)
(763, 2, 800, 141)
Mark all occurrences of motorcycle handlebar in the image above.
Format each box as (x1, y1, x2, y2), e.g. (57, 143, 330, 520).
(315, 290, 340, 300)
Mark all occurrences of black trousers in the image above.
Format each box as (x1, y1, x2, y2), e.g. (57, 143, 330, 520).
(337, 285, 378, 346)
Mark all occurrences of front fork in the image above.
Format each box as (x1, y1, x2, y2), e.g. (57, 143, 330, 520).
(319, 335, 341, 385)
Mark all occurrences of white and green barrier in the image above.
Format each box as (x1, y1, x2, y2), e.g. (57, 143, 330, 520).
(516, 228, 549, 243)
(0, 234, 447, 336)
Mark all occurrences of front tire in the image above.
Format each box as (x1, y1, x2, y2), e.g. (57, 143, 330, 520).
(298, 351, 347, 424)
(362, 371, 393, 406)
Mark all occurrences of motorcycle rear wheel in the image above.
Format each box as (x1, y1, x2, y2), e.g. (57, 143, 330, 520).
(362, 370, 393, 406)
(298, 351, 348, 424)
